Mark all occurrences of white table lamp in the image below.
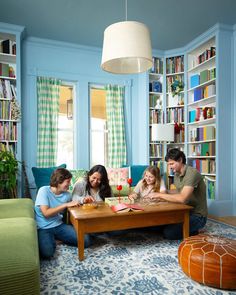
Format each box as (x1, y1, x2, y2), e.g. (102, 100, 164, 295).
(151, 124, 174, 142)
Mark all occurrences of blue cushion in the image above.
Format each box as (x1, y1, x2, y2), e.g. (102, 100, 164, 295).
(130, 165, 148, 186)
(32, 164, 66, 189)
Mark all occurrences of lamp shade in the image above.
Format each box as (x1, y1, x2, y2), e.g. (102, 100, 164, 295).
(151, 124, 174, 142)
(101, 21, 153, 74)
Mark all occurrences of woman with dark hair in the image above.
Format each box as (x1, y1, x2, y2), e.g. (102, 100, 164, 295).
(35, 168, 91, 259)
(72, 164, 113, 204)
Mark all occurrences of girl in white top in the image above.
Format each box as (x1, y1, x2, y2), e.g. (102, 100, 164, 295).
(129, 166, 166, 201)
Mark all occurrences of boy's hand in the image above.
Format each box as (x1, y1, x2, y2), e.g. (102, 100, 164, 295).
(67, 200, 80, 208)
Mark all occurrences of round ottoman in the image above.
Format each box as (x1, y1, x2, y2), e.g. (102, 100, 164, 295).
(178, 234, 236, 289)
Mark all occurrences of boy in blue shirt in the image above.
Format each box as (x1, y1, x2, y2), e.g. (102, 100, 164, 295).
(35, 168, 90, 258)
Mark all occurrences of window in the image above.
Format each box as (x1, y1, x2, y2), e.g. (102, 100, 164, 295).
(56, 84, 74, 169)
(90, 86, 108, 167)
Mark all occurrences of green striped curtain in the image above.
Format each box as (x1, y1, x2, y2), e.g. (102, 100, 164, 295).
(36, 77, 61, 167)
(106, 84, 127, 168)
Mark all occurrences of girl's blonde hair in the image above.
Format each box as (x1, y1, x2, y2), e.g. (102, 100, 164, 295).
(142, 166, 161, 192)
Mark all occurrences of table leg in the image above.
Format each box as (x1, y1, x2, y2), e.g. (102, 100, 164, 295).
(183, 211, 190, 239)
(78, 229, 85, 261)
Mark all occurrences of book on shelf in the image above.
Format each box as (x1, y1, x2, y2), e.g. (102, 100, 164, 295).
(1, 39, 16, 55)
(111, 203, 144, 213)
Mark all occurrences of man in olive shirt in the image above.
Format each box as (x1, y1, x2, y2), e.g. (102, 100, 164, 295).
(148, 148, 207, 240)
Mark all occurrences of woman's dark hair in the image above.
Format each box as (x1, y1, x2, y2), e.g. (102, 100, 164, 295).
(85, 164, 112, 200)
(50, 168, 72, 187)
(165, 148, 186, 164)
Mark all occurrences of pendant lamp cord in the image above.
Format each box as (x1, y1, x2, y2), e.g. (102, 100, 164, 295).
(125, 0, 128, 21)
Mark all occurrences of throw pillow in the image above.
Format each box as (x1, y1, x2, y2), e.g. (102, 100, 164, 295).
(69, 169, 87, 193)
(107, 167, 130, 186)
(32, 164, 66, 190)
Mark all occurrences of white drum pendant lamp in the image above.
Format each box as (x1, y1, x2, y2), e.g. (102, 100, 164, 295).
(101, 1, 153, 74)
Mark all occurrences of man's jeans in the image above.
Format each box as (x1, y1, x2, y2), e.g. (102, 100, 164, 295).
(162, 214, 207, 240)
(38, 223, 91, 258)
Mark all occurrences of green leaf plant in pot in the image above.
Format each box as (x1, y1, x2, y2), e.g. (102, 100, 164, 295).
(0, 150, 19, 198)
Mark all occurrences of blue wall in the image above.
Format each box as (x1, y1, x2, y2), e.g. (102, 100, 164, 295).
(22, 37, 149, 188)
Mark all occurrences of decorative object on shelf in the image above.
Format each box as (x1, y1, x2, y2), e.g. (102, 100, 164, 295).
(127, 178, 132, 195)
(10, 98, 21, 121)
(151, 124, 174, 142)
(116, 185, 123, 203)
(171, 80, 184, 97)
(101, 0, 152, 74)
(0, 150, 19, 198)
(67, 99, 73, 120)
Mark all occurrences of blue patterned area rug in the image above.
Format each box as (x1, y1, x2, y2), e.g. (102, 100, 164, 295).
(40, 219, 236, 295)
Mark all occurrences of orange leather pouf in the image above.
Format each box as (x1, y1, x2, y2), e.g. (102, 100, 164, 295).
(178, 234, 236, 289)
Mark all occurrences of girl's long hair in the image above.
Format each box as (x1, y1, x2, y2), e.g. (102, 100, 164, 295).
(85, 165, 112, 200)
(141, 166, 161, 192)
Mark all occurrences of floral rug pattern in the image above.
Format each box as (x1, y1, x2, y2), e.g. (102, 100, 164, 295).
(40, 219, 236, 295)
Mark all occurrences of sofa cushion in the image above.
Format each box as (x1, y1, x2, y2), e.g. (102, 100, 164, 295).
(32, 164, 66, 189)
(0, 218, 40, 294)
(0, 199, 34, 219)
(107, 167, 130, 186)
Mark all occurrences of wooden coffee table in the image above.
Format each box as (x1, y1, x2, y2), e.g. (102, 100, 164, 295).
(68, 202, 192, 260)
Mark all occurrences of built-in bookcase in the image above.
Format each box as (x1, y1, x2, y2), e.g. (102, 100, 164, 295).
(187, 37, 216, 199)
(0, 22, 24, 196)
(149, 57, 164, 167)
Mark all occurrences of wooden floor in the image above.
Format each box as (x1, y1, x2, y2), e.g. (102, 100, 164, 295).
(209, 215, 236, 226)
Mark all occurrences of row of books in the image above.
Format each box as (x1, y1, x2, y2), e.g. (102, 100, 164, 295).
(174, 131, 185, 143)
(0, 100, 13, 120)
(189, 107, 215, 123)
(0, 79, 17, 99)
(0, 39, 16, 55)
(150, 109, 163, 124)
(166, 56, 184, 74)
(189, 126, 215, 142)
(166, 108, 184, 124)
(192, 84, 216, 102)
(0, 141, 16, 154)
(166, 75, 184, 93)
(0, 63, 16, 78)
(197, 46, 216, 66)
(190, 68, 216, 88)
(189, 158, 216, 174)
(149, 144, 162, 158)
(188, 142, 215, 157)
(149, 80, 162, 93)
(0, 121, 17, 141)
(150, 57, 163, 74)
(204, 176, 215, 200)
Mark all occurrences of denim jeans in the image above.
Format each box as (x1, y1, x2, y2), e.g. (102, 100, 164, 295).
(38, 223, 91, 259)
(162, 214, 207, 240)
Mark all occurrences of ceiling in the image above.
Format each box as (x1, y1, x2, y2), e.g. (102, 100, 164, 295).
(0, 0, 236, 51)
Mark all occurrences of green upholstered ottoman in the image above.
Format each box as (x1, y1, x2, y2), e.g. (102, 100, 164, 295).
(0, 198, 34, 219)
(0, 217, 40, 295)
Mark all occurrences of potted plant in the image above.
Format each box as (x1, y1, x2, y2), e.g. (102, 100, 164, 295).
(0, 150, 19, 198)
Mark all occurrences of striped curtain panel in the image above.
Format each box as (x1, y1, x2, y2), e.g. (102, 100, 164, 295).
(36, 77, 61, 167)
(106, 84, 127, 168)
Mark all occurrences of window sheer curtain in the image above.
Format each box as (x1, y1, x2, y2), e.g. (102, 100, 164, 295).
(36, 77, 61, 167)
(105, 84, 127, 168)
